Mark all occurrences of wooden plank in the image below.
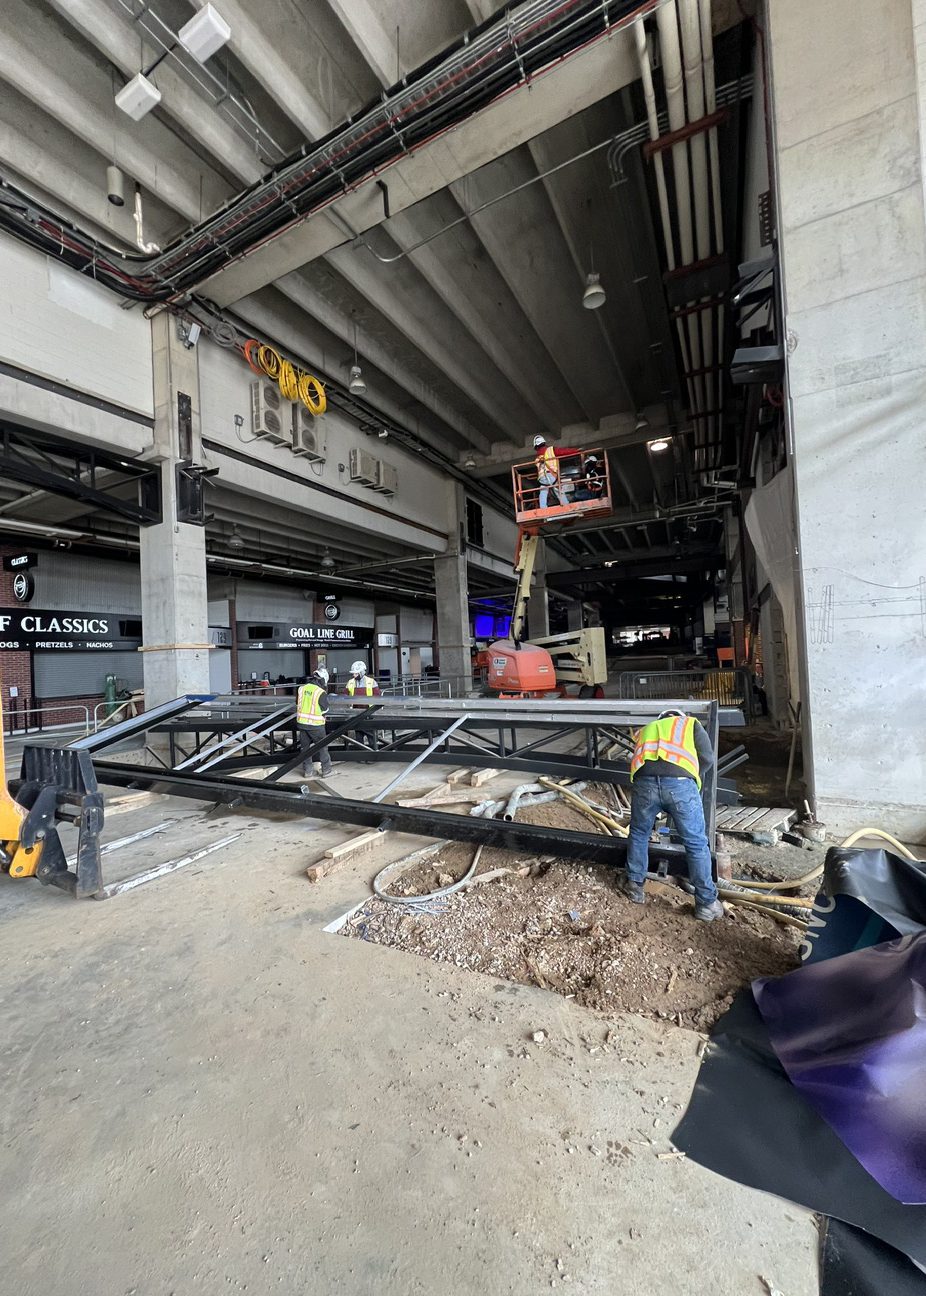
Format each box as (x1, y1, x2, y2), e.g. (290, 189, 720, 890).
(750, 808, 796, 833)
(739, 807, 772, 830)
(717, 807, 755, 830)
(396, 790, 487, 808)
(308, 830, 393, 881)
(469, 768, 502, 787)
(446, 769, 471, 785)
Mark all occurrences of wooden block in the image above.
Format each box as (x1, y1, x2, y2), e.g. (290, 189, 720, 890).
(322, 829, 388, 861)
(446, 769, 470, 785)
(307, 830, 390, 881)
(396, 790, 486, 808)
(469, 768, 502, 788)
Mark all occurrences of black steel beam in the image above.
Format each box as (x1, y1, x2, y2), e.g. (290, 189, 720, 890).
(0, 421, 162, 526)
(90, 759, 696, 875)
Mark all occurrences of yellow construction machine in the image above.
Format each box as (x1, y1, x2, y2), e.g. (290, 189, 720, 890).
(0, 690, 104, 897)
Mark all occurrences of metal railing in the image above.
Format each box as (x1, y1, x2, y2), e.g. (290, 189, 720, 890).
(616, 668, 755, 719)
(3, 702, 91, 736)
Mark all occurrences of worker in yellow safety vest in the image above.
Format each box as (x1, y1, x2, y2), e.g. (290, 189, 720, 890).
(296, 668, 333, 777)
(344, 661, 381, 698)
(533, 434, 568, 508)
(623, 709, 724, 921)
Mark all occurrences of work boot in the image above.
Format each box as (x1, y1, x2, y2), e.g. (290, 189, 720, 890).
(319, 766, 334, 778)
(694, 899, 725, 922)
(621, 876, 646, 905)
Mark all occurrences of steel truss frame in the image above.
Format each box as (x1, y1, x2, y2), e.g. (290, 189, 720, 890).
(40, 693, 744, 881)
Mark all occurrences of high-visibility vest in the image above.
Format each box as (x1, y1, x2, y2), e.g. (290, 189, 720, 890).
(346, 675, 377, 697)
(630, 715, 701, 788)
(535, 445, 558, 478)
(296, 682, 326, 727)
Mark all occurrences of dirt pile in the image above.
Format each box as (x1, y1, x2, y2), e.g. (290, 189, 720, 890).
(343, 843, 800, 1031)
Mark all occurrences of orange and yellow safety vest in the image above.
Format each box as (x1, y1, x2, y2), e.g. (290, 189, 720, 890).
(296, 682, 326, 727)
(535, 445, 558, 477)
(630, 715, 701, 788)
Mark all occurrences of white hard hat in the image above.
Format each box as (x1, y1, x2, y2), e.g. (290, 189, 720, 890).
(585, 454, 598, 464)
(313, 667, 329, 685)
(533, 435, 546, 448)
(350, 660, 368, 675)
(658, 708, 686, 719)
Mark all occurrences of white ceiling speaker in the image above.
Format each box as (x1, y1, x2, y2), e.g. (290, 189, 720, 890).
(178, 4, 232, 63)
(115, 73, 162, 121)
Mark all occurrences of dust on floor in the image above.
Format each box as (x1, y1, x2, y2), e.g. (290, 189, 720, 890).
(342, 834, 800, 1032)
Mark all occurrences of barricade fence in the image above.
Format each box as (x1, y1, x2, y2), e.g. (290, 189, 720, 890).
(616, 668, 754, 719)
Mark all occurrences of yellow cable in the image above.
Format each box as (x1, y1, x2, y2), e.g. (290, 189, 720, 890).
(298, 371, 327, 415)
(278, 359, 299, 402)
(257, 344, 282, 380)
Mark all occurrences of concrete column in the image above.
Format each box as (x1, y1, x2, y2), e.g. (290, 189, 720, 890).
(434, 484, 472, 687)
(769, 0, 926, 837)
(139, 315, 210, 707)
(723, 508, 746, 665)
(526, 542, 550, 640)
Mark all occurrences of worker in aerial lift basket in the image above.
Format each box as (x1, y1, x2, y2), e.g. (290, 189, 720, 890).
(296, 667, 333, 777)
(623, 709, 724, 921)
(532, 434, 575, 508)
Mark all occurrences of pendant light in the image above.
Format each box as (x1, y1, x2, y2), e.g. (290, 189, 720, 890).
(349, 322, 366, 394)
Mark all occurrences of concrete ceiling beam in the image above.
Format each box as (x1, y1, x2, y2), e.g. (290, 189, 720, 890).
(46, 0, 263, 187)
(371, 195, 578, 433)
(449, 152, 624, 422)
(324, 0, 399, 87)
(325, 244, 528, 441)
(202, 27, 643, 304)
(457, 406, 671, 477)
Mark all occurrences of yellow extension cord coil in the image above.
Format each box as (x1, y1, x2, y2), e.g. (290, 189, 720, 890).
(255, 343, 327, 415)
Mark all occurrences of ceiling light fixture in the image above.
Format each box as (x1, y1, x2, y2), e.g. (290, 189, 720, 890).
(227, 526, 245, 549)
(114, 72, 162, 121)
(634, 411, 649, 432)
(647, 437, 671, 454)
(463, 457, 477, 470)
(178, 4, 232, 63)
(582, 271, 606, 310)
(377, 428, 389, 439)
(320, 549, 336, 571)
(349, 321, 366, 395)
(106, 165, 125, 207)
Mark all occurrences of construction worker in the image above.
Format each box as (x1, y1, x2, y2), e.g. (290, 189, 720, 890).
(623, 708, 724, 921)
(533, 434, 568, 508)
(295, 667, 333, 777)
(344, 660, 381, 698)
(575, 453, 604, 501)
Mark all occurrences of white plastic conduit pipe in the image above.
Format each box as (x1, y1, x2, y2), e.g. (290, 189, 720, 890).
(700, 0, 726, 449)
(678, 0, 716, 445)
(634, 20, 698, 419)
(656, 2, 707, 438)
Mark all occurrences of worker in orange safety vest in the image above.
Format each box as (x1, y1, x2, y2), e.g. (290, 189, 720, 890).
(623, 709, 724, 921)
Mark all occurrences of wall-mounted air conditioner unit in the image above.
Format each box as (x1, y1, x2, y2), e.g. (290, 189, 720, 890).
(373, 460, 398, 495)
(349, 447, 378, 485)
(291, 404, 325, 462)
(250, 380, 286, 444)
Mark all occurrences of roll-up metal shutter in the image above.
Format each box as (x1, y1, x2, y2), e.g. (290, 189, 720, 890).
(34, 650, 144, 698)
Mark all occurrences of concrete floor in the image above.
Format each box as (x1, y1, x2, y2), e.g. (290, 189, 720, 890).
(1, 762, 819, 1296)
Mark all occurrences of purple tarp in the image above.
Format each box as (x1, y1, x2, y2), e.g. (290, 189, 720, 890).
(754, 930, 926, 1206)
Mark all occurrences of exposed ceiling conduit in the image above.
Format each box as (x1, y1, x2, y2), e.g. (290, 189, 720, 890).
(0, 0, 663, 303)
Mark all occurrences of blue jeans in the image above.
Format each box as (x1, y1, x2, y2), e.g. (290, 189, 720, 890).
(538, 472, 565, 509)
(626, 775, 717, 908)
